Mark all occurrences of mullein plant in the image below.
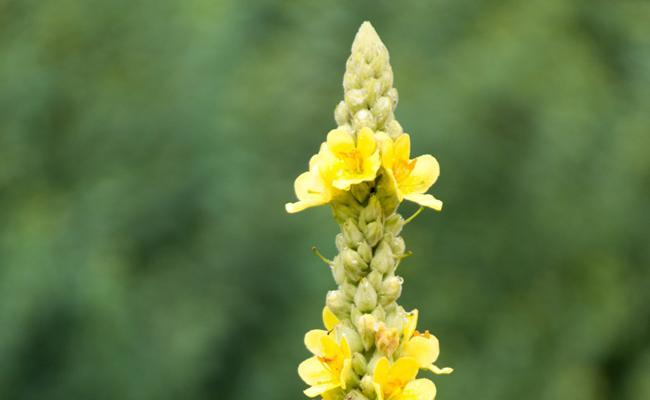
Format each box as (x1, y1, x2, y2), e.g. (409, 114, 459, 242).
(286, 22, 452, 400)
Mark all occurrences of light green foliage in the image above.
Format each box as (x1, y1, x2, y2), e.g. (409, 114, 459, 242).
(0, 1, 649, 400)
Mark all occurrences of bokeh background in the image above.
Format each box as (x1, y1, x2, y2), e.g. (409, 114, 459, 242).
(1, 0, 649, 399)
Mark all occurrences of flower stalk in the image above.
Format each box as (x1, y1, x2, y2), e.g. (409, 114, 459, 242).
(287, 22, 451, 400)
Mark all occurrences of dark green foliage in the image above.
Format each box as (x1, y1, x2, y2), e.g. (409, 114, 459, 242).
(0, 1, 648, 399)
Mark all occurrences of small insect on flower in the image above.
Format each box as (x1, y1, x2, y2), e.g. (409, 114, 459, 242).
(379, 133, 443, 211)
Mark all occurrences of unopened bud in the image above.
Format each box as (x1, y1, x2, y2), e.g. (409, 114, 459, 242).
(335, 233, 347, 252)
(361, 196, 382, 223)
(354, 278, 377, 312)
(344, 390, 368, 400)
(356, 314, 377, 351)
(370, 241, 394, 274)
(341, 359, 360, 389)
(335, 101, 350, 126)
(384, 214, 404, 236)
(326, 290, 350, 317)
(357, 241, 372, 263)
(353, 109, 377, 131)
(380, 275, 403, 305)
(367, 270, 383, 291)
(352, 353, 367, 376)
(342, 248, 368, 281)
(371, 96, 391, 124)
(331, 256, 346, 285)
(336, 324, 363, 353)
(351, 183, 370, 203)
(372, 305, 386, 321)
(364, 221, 383, 247)
(360, 375, 375, 398)
(389, 235, 405, 257)
(345, 88, 367, 112)
(343, 219, 364, 248)
(340, 282, 356, 299)
(385, 308, 405, 333)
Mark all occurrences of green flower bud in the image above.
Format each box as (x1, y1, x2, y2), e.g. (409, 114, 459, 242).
(364, 221, 383, 247)
(380, 275, 403, 305)
(354, 278, 377, 312)
(342, 364, 360, 391)
(360, 375, 376, 399)
(385, 307, 405, 333)
(369, 240, 394, 274)
(351, 183, 370, 204)
(343, 219, 364, 248)
(352, 353, 367, 376)
(342, 248, 368, 281)
(355, 313, 377, 351)
(367, 270, 383, 291)
(331, 255, 346, 285)
(353, 109, 377, 131)
(334, 101, 349, 126)
(371, 96, 391, 124)
(326, 290, 350, 317)
(357, 241, 372, 263)
(389, 235, 405, 257)
(345, 88, 367, 113)
(340, 282, 357, 299)
(371, 304, 386, 321)
(345, 390, 368, 400)
(336, 325, 363, 353)
(335, 233, 347, 252)
(361, 196, 382, 224)
(384, 214, 404, 236)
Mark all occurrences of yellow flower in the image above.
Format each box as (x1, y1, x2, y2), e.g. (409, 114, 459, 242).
(285, 151, 336, 213)
(380, 133, 443, 210)
(298, 329, 352, 397)
(401, 309, 453, 375)
(322, 306, 340, 331)
(372, 356, 437, 400)
(325, 127, 381, 190)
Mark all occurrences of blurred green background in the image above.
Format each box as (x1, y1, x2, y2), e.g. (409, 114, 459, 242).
(1, 0, 649, 399)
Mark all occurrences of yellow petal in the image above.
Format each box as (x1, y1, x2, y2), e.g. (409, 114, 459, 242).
(304, 329, 328, 355)
(304, 382, 341, 398)
(340, 358, 353, 390)
(402, 336, 440, 367)
(356, 127, 377, 157)
(322, 306, 339, 331)
(374, 382, 385, 400)
(298, 357, 332, 386)
(399, 154, 439, 195)
(428, 365, 453, 375)
(286, 170, 330, 213)
(322, 389, 344, 400)
(381, 136, 396, 169)
(403, 193, 443, 211)
(327, 129, 355, 154)
(403, 309, 419, 339)
(340, 335, 351, 359)
(399, 378, 436, 400)
(373, 357, 390, 387)
(320, 334, 343, 359)
(389, 357, 420, 385)
(394, 134, 411, 162)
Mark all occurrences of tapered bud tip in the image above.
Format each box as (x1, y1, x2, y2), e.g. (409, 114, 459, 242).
(353, 22, 383, 51)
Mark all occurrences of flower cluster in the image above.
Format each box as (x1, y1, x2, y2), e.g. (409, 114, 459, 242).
(287, 22, 452, 400)
(285, 127, 442, 214)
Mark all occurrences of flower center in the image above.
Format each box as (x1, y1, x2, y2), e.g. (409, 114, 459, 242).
(339, 149, 364, 174)
(394, 159, 416, 182)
